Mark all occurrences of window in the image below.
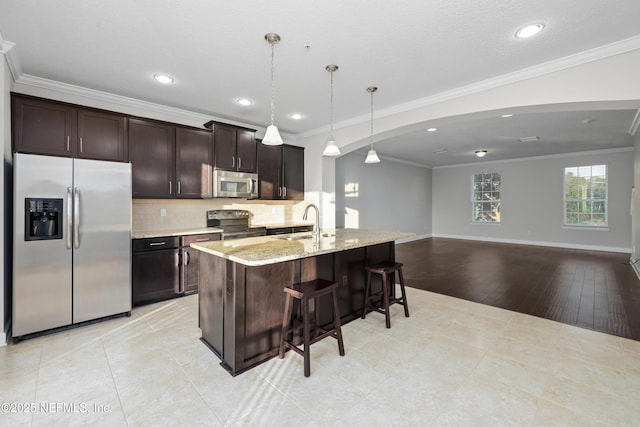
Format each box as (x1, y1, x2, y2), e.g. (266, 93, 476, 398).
(472, 172, 501, 223)
(564, 164, 607, 227)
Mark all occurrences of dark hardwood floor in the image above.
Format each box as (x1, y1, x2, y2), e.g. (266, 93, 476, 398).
(396, 237, 640, 341)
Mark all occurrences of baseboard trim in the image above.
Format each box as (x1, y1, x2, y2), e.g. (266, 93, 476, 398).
(397, 233, 432, 244)
(430, 233, 631, 254)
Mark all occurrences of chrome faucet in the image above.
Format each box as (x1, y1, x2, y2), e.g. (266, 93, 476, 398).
(303, 204, 320, 237)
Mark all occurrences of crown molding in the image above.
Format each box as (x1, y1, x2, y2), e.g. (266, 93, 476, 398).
(432, 146, 634, 169)
(0, 39, 21, 81)
(298, 35, 640, 140)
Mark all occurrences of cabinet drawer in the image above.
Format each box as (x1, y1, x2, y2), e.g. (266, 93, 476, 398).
(132, 236, 180, 252)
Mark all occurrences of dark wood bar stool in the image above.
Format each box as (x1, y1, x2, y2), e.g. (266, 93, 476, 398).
(362, 261, 410, 328)
(279, 278, 345, 377)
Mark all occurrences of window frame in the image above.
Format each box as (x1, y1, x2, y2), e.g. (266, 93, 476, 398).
(471, 172, 501, 224)
(563, 164, 608, 228)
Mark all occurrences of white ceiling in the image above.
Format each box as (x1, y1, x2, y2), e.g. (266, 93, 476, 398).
(1, 1, 640, 167)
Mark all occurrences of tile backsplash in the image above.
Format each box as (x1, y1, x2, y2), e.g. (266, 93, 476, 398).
(132, 198, 309, 233)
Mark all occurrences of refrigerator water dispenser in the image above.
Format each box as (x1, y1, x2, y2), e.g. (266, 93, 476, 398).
(25, 198, 63, 241)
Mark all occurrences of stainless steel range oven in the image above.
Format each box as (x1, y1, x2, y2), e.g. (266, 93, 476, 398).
(206, 209, 266, 240)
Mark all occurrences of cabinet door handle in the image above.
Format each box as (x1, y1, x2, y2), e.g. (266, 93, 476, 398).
(176, 252, 181, 266)
(238, 157, 242, 169)
(80, 137, 83, 153)
(283, 187, 287, 198)
(149, 242, 167, 246)
(169, 181, 172, 194)
(232, 156, 235, 168)
(178, 181, 181, 194)
(73, 188, 81, 249)
(278, 187, 282, 197)
(195, 238, 210, 242)
(66, 187, 73, 250)
(66, 136, 70, 152)
(186, 251, 191, 265)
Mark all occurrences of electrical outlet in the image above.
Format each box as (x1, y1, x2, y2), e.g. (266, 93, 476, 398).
(160, 208, 167, 217)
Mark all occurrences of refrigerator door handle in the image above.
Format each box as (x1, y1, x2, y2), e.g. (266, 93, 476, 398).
(73, 187, 80, 249)
(66, 187, 73, 250)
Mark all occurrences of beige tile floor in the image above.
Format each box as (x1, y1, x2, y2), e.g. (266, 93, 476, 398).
(1, 287, 640, 426)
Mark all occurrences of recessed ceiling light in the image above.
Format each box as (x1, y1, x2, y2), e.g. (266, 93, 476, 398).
(236, 98, 253, 106)
(153, 74, 174, 84)
(427, 127, 437, 132)
(515, 23, 544, 38)
(289, 113, 304, 120)
(501, 114, 513, 118)
(475, 150, 487, 158)
(519, 136, 541, 143)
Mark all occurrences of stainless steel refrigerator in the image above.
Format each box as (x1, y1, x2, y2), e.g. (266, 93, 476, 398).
(13, 153, 132, 338)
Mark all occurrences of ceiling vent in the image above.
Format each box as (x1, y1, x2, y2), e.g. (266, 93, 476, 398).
(519, 136, 541, 143)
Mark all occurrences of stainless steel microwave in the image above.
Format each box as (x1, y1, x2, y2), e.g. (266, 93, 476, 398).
(213, 170, 258, 198)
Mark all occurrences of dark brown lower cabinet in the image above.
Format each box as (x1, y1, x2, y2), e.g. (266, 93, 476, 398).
(198, 242, 394, 375)
(132, 237, 180, 306)
(133, 233, 220, 306)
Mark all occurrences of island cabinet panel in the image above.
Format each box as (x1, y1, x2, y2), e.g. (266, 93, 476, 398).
(234, 262, 294, 366)
(199, 252, 227, 357)
(198, 239, 396, 375)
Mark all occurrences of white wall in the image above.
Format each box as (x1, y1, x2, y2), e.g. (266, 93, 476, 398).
(432, 149, 633, 252)
(632, 129, 640, 270)
(335, 152, 432, 237)
(298, 49, 640, 230)
(1, 51, 11, 345)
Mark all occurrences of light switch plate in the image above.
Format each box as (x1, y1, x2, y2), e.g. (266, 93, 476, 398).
(160, 208, 167, 217)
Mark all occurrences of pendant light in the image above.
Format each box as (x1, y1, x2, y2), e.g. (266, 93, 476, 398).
(262, 33, 284, 146)
(322, 64, 341, 156)
(364, 86, 380, 163)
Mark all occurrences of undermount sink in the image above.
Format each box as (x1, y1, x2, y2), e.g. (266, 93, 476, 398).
(276, 235, 314, 241)
(276, 232, 335, 241)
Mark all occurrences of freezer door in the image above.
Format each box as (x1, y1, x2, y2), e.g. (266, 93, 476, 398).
(13, 154, 73, 337)
(72, 159, 132, 323)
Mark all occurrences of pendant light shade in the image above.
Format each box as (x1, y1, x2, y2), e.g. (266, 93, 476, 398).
(263, 125, 284, 146)
(365, 148, 380, 163)
(323, 138, 340, 156)
(364, 86, 380, 164)
(323, 64, 341, 156)
(263, 33, 284, 146)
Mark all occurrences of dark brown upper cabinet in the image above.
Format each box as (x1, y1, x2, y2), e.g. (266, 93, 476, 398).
(77, 109, 127, 161)
(12, 93, 127, 162)
(213, 123, 257, 173)
(257, 143, 304, 200)
(129, 118, 175, 198)
(129, 118, 213, 199)
(175, 127, 213, 198)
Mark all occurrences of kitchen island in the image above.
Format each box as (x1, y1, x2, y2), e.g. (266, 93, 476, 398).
(191, 228, 414, 375)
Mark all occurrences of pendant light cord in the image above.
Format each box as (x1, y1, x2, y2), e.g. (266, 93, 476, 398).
(330, 70, 334, 137)
(369, 88, 374, 149)
(270, 43, 276, 126)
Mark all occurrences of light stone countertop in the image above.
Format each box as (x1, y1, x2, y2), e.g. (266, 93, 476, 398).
(190, 228, 415, 266)
(132, 227, 223, 239)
